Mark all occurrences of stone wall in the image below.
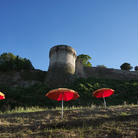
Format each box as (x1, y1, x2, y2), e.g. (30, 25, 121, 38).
(75, 58, 86, 78)
(0, 69, 46, 87)
(83, 67, 138, 80)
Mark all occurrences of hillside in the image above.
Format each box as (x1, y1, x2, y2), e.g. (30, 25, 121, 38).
(0, 70, 138, 110)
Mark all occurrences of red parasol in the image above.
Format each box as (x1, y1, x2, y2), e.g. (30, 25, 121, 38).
(0, 92, 5, 100)
(46, 88, 80, 119)
(93, 88, 114, 107)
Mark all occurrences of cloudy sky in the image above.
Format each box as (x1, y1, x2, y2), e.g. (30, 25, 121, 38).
(1, 0, 138, 71)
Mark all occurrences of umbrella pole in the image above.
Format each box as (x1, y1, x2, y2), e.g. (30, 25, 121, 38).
(103, 97, 106, 107)
(61, 93, 63, 119)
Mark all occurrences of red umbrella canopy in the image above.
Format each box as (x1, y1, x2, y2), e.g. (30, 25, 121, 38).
(46, 88, 80, 101)
(0, 92, 5, 100)
(93, 88, 114, 98)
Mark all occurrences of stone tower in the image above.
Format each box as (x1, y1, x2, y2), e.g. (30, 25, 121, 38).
(44, 45, 77, 88)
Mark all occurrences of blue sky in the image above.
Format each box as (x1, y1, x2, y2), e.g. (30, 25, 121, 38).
(0, 0, 138, 71)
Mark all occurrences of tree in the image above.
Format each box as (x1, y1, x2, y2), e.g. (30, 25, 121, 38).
(77, 54, 92, 67)
(120, 63, 133, 71)
(0, 53, 16, 71)
(0, 52, 16, 64)
(0, 52, 34, 71)
(22, 58, 34, 70)
(134, 66, 138, 72)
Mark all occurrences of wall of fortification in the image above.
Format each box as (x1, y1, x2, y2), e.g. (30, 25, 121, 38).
(49, 45, 76, 69)
(75, 58, 86, 78)
(44, 45, 77, 88)
(83, 67, 138, 80)
(0, 70, 46, 87)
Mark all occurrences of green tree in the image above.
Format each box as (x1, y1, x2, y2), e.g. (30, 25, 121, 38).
(134, 66, 138, 72)
(22, 58, 34, 70)
(120, 63, 133, 71)
(77, 54, 92, 67)
(0, 53, 34, 71)
(0, 53, 16, 71)
(0, 52, 16, 61)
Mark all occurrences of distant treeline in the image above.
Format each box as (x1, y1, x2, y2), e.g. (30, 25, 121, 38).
(0, 53, 34, 71)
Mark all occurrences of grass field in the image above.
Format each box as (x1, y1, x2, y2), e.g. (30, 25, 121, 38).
(0, 104, 137, 138)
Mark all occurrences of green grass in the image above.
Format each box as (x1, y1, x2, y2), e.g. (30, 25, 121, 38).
(0, 106, 85, 115)
(0, 106, 47, 114)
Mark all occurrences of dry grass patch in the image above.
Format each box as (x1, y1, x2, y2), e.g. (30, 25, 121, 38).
(0, 105, 137, 137)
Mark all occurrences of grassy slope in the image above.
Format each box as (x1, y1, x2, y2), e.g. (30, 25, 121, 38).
(0, 105, 137, 137)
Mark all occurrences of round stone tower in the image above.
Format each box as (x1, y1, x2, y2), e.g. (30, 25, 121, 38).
(44, 45, 77, 88)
